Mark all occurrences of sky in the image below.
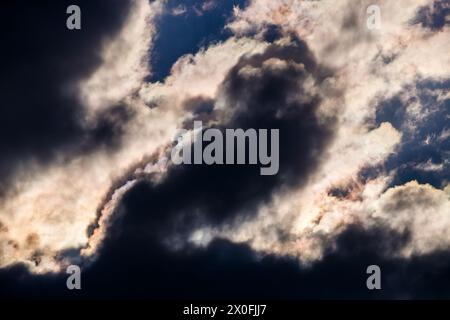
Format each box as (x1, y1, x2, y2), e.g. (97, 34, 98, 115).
(0, 0, 449, 299)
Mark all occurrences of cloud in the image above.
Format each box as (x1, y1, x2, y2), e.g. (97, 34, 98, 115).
(373, 181, 450, 257)
(0, 0, 449, 299)
(0, 2, 267, 273)
(78, 0, 164, 118)
(5, 222, 450, 299)
(90, 37, 337, 255)
(0, 0, 134, 194)
(0, 0, 168, 273)
(171, 4, 187, 16)
(193, 0, 448, 266)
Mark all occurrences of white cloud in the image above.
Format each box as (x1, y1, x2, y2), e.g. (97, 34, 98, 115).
(78, 0, 164, 119)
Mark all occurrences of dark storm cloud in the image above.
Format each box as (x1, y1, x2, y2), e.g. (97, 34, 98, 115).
(4, 223, 450, 299)
(42, 34, 447, 300)
(102, 37, 336, 244)
(412, 0, 450, 31)
(4, 2, 449, 299)
(0, 0, 133, 194)
(35, 35, 341, 298)
(375, 79, 450, 189)
(0, 35, 342, 298)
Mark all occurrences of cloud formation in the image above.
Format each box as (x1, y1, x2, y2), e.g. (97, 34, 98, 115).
(0, 0, 449, 299)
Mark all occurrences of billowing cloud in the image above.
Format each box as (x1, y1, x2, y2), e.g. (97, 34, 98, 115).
(201, 0, 450, 265)
(0, 0, 267, 272)
(0, 0, 168, 273)
(0, 0, 449, 299)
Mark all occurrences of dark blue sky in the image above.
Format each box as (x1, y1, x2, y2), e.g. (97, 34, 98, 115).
(148, 0, 247, 82)
(376, 79, 450, 189)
